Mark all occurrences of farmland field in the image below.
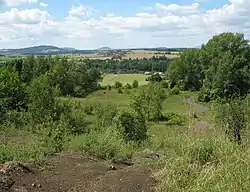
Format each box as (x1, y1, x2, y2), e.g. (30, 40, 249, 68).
(63, 50, 179, 60)
(100, 73, 149, 86)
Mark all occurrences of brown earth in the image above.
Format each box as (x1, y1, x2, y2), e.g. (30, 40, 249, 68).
(1, 152, 156, 192)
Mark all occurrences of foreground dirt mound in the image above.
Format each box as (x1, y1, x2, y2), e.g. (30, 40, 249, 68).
(0, 153, 156, 192)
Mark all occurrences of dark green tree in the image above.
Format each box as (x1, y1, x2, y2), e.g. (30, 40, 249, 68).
(28, 75, 55, 124)
(167, 49, 203, 91)
(201, 32, 250, 99)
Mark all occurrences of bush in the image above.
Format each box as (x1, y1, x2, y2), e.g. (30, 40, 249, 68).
(124, 83, 132, 89)
(68, 127, 137, 160)
(215, 98, 249, 144)
(63, 109, 88, 135)
(115, 111, 148, 142)
(161, 81, 169, 89)
(83, 103, 95, 115)
(94, 104, 118, 130)
(170, 86, 180, 95)
(37, 119, 70, 155)
(118, 87, 123, 93)
(165, 112, 186, 125)
(107, 84, 112, 91)
(131, 83, 166, 121)
(132, 80, 139, 88)
(114, 81, 123, 88)
(28, 75, 55, 124)
(189, 139, 217, 165)
(198, 89, 218, 102)
(0, 110, 28, 127)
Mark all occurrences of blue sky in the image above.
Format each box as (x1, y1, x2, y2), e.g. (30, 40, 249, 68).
(0, 0, 249, 49)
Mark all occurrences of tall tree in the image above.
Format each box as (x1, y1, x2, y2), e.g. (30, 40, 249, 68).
(201, 32, 250, 99)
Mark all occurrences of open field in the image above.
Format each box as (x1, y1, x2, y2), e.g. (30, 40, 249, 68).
(63, 50, 179, 60)
(100, 73, 149, 86)
(123, 50, 179, 59)
(2, 87, 250, 191)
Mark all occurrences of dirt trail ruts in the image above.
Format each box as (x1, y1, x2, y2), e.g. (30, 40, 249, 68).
(187, 97, 209, 131)
(6, 152, 156, 192)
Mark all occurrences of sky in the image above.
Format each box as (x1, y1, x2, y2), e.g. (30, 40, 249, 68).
(0, 0, 250, 49)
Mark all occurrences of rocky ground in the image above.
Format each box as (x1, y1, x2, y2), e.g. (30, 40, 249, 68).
(0, 152, 156, 192)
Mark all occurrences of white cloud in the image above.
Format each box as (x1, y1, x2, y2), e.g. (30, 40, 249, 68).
(40, 2, 48, 8)
(0, 0, 38, 6)
(0, 0, 250, 49)
(69, 5, 96, 17)
(155, 3, 200, 14)
(0, 8, 50, 24)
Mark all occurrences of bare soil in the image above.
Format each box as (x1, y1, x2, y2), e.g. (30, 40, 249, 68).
(2, 152, 156, 192)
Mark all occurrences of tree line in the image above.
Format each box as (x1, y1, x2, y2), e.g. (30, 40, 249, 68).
(83, 56, 171, 73)
(167, 32, 250, 101)
(0, 56, 101, 115)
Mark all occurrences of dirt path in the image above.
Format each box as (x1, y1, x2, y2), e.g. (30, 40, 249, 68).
(186, 97, 209, 131)
(2, 152, 156, 192)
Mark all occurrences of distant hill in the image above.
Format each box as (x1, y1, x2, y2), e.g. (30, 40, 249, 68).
(0, 45, 190, 56)
(97, 47, 112, 51)
(0, 45, 93, 55)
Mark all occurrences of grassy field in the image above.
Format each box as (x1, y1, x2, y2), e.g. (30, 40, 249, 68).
(63, 50, 179, 60)
(2, 84, 250, 191)
(100, 73, 149, 86)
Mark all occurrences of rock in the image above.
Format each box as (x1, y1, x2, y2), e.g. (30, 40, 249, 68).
(0, 161, 32, 175)
(0, 174, 15, 191)
(13, 186, 29, 192)
(108, 165, 116, 171)
(141, 149, 165, 159)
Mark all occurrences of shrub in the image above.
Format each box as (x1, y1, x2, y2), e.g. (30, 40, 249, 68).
(107, 84, 112, 91)
(94, 104, 118, 130)
(131, 83, 166, 121)
(215, 98, 249, 144)
(118, 87, 123, 94)
(124, 83, 132, 89)
(38, 119, 70, 155)
(161, 81, 169, 89)
(165, 112, 186, 125)
(189, 139, 217, 165)
(114, 81, 123, 88)
(198, 89, 218, 102)
(63, 109, 88, 135)
(115, 110, 147, 142)
(83, 103, 95, 115)
(132, 80, 139, 88)
(170, 86, 180, 95)
(28, 75, 55, 124)
(68, 127, 137, 160)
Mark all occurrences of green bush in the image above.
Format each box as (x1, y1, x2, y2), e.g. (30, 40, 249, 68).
(68, 127, 137, 160)
(114, 81, 123, 88)
(38, 119, 70, 155)
(83, 103, 95, 115)
(115, 111, 148, 142)
(198, 89, 218, 102)
(107, 84, 112, 91)
(118, 87, 123, 93)
(161, 81, 169, 89)
(28, 75, 55, 124)
(189, 139, 217, 165)
(94, 104, 118, 130)
(165, 112, 186, 125)
(132, 80, 139, 88)
(63, 109, 88, 135)
(170, 86, 180, 95)
(0, 110, 28, 127)
(124, 83, 132, 89)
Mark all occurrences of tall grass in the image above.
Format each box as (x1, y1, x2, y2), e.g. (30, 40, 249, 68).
(153, 126, 250, 192)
